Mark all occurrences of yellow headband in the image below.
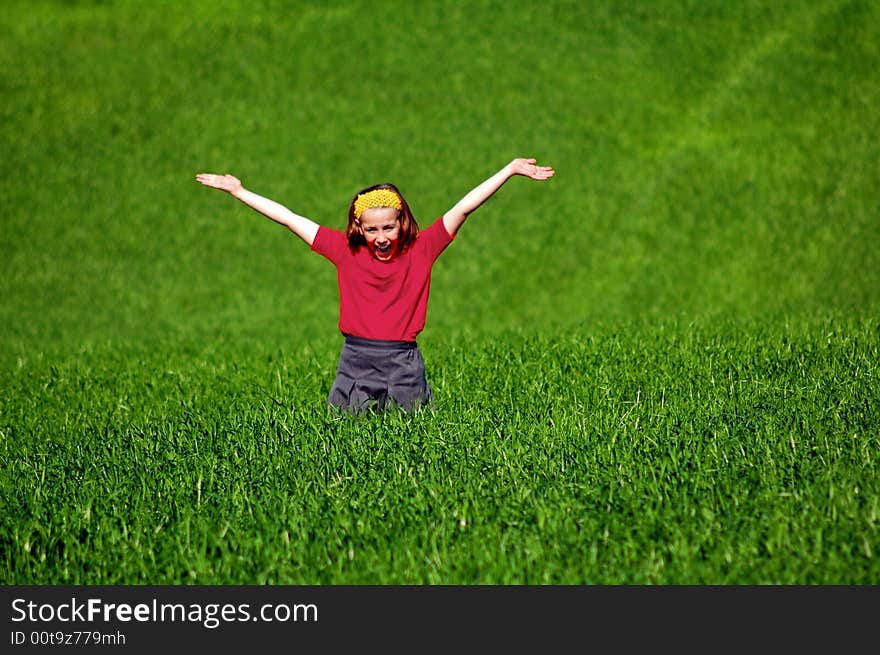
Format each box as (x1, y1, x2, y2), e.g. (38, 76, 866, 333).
(354, 189, 403, 219)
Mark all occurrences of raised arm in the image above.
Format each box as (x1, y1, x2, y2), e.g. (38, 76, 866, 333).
(195, 173, 320, 246)
(442, 158, 555, 236)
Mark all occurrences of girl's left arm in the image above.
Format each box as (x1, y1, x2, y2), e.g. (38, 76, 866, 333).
(442, 158, 554, 236)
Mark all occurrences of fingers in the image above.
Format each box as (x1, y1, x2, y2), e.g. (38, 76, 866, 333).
(530, 165, 555, 180)
(515, 158, 554, 179)
(195, 173, 219, 186)
(195, 173, 232, 189)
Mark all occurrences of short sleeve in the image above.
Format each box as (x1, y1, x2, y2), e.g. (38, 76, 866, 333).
(418, 217, 455, 263)
(310, 226, 348, 264)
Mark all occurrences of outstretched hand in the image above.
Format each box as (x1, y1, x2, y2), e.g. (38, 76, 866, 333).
(195, 173, 243, 193)
(510, 158, 555, 180)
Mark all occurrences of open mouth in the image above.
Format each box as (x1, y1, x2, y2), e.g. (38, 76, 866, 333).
(375, 243, 392, 256)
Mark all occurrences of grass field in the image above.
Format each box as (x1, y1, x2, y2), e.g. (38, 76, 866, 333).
(1, 0, 878, 584)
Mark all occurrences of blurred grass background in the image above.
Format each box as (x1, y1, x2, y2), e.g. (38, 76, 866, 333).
(2, 0, 877, 356)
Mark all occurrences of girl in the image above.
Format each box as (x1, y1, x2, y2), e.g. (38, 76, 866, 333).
(195, 157, 555, 412)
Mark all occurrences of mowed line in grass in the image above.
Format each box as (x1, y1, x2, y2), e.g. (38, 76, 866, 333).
(1, 0, 878, 351)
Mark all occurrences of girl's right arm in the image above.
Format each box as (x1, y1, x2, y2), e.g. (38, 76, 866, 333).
(195, 173, 320, 246)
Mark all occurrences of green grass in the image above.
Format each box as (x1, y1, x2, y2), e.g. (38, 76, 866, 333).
(3, 316, 878, 583)
(1, 0, 878, 583)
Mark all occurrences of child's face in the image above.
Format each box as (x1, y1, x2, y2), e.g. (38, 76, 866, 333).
(359, 207, 401, 261)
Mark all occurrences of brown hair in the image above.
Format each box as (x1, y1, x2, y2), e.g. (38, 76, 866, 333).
(346, 183, 419, 252)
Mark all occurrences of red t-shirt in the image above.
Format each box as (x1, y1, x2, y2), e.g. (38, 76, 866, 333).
(310, 217, 454, 341)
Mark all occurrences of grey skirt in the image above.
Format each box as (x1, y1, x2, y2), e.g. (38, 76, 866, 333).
(328, 334, 434, 413)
